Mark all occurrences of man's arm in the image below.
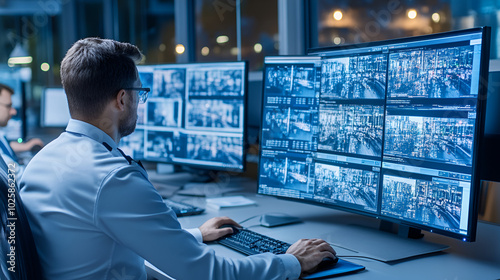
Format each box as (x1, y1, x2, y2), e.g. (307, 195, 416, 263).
(10, 138, 44, 153)
(96, 166, 300, 280)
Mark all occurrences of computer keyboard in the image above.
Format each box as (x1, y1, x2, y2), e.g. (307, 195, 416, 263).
(217, 227, 291, 255)
(216, 227, 366, 279)
(163, 199, 205, 217)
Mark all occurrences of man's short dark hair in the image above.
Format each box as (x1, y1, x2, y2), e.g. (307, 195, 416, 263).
(60, 38, 143, 118)
(0, 83, 14, 95)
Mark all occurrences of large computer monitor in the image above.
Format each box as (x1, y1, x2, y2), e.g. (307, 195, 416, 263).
(41, 88, 71, 127)
(258, 27, 490, 249)
(120, 61, 248, 172)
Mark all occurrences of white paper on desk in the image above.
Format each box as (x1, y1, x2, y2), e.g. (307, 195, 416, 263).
(206, 196, 257, 209)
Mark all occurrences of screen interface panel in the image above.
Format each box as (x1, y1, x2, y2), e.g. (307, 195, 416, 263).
(258, 29, 487, 240)
(120, 62, 246, 171)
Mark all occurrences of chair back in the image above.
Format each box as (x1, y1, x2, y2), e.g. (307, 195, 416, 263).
(0, 162, 43, 279)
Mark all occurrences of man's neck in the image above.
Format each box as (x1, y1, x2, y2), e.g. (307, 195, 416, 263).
(72, 116, 120, 144)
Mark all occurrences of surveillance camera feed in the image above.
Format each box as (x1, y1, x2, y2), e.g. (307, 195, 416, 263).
(119, 62, 247, 171)
(258, 28, 489, 241)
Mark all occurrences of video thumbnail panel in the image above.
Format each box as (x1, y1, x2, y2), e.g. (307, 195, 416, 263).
(259, 154, 288, 187)
(384, 115, 474, 166)
(382, 174, 464, 233)
(318, 103, 384, 157)
(119, 129, 145, 160)
(321, 54, 387, 99)
(388, 45, 475, 98)
(259, 151, 312, 193)
(265, 64, 317, 97)
(147, 99, 182, 127)
(152, 68, 185, 98)
(185, 134, 243, 167)
(145, 130, 176, 161)
(261, 106, 317, 150)
(137, 103, 146, 125)
(314, 162, 378, 212)
(139, 70, 153, 89)
(186, 99, 243, 130)
(188, 69, 243, 97)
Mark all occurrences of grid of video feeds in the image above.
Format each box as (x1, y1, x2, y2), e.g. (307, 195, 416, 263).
(186, 99, 242, 130)
(145, 131, 175, 161)
(318, 104, 384, 157)
(152, 68, 185, 98)
(185, 134, 243, 167)
(261, 106, 317, 150)
(384, 115, 474, 166)
(119, 129, 145, 160)
(188, 69, 243, 97)
(321, 54, 387, 99)
(259, 29, 487, 239)
(147, 100, 181, 127)
(314, 163, 378, 212)
(381, 174, 464, 233)
(388, 45, 475, 98)
(259, 151, 311, 193)
(120, 62, 246, 170)
(265, 64, 317, 97)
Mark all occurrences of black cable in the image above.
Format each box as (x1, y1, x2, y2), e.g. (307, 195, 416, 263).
(237, 215, 261, 225)
(337, 255, 386, 262)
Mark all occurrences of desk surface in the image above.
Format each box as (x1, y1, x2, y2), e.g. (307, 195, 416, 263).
(147, 175, 500, 280)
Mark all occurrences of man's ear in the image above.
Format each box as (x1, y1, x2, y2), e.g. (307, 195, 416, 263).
(115, 89, 127, 111)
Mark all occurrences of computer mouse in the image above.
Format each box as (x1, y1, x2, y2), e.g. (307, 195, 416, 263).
(219, 224, 240, 236)
(219, 224, 240, 235)
(317, 256, 339, 270)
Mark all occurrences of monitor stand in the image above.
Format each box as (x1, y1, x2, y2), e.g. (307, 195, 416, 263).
(324, 221, 449, 262)
(176, 170, 245, 197)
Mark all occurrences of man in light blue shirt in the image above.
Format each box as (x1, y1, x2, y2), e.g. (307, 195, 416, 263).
(19, 38, 335, 279)
(0, 83, 44, 179)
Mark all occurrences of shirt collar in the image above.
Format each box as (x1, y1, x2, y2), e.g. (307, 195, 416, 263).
(65, 119, 118, 150)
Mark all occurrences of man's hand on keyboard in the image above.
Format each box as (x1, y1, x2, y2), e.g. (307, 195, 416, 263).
(199, 216, 241, 242)
(286, 239, 337, 273)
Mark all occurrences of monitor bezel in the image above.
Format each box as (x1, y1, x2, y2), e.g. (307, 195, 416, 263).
(133, 60, 249, 173)
(257, 27, 491, 242)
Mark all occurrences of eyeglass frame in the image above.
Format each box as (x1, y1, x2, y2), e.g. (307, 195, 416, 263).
(0, 102, 14, 109)
(124, 87, 150, 104)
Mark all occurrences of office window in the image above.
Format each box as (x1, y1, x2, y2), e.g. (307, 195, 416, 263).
(195, 0, 278, 70)
(117, 0, 177, 64)
(308, 0, 500, 58)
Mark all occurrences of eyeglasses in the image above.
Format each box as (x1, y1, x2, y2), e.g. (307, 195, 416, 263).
(0, 102, 13, 109)
(124, 87, 150, 104)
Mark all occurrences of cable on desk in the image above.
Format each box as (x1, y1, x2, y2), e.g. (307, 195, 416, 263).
(238, 213, 298, 226)
(237, 215, 261, 225)
(337, 255, 387, 262)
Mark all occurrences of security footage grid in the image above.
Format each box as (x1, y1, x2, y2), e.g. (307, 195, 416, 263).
(261, 107, 318, 151)
(318, 103, 384, 157)
(381, 174, 465, 233)
(120, 63, 246, 169)
(314, 162, 378, 212)
(265, 64, 317, 97)
(258, 32, 483, 236)
(384, 115, 474, 167)
(321, 54, 387, 99)
(388, 45, 476, 99)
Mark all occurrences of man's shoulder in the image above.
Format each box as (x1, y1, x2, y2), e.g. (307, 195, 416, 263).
(23, 132, 133, 186)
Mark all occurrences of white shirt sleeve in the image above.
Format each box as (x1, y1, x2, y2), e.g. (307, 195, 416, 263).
(95, 166, 301, 280)
(185, 228, 203, 243)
